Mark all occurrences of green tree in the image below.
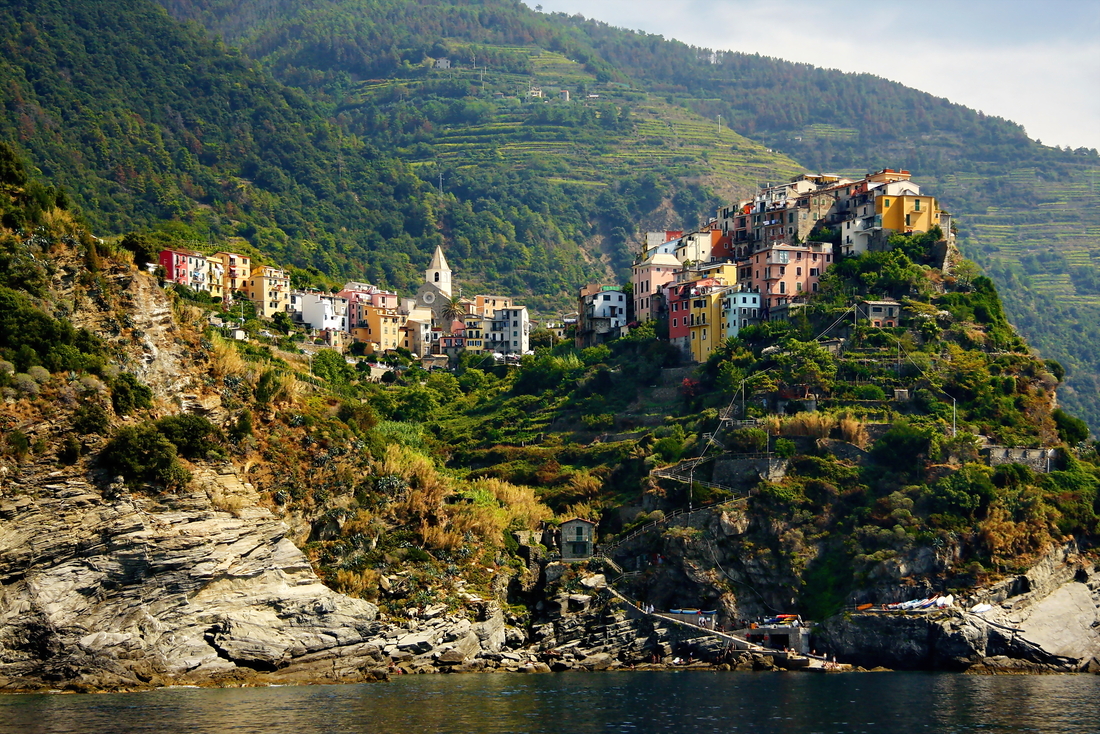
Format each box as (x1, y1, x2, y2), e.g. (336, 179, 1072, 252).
(100, 424, 191, 489)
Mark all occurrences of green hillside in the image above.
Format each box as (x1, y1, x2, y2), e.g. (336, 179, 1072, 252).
(153, 0, 1100, 427)
(3, 0, 1100, 428)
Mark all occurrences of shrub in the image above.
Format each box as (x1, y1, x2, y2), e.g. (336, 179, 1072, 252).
(773, 438, 796, 458)
(4, 430, 30, 460)
(111, 373, 153, 416)
(100, 423, 191, 489)
(26, 365, 50, 383)
(11, 373, 38, 398)
(729, 427, 768, 452)
(853, 384, 886, 401)
(1052, 408, 1089, 445)
(228, 410, 253, 442)
(872, 420, 934, 473)
(153, 414, 222, 459)
(58, 435, 83, 464)
(652, 436, 683, 463)
(73, 402, 111, 435)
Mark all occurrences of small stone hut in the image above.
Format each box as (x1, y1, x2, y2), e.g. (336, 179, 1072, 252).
(560, 518, 596, 560)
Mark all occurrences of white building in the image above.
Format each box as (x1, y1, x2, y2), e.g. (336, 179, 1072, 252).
(298, 292, 349, 332)
(722, 290, 762, 339)
(488, 306, 530, 354)
(576, 285, 628, 348)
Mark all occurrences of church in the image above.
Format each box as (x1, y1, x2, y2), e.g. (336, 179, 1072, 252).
(413, 245, 454, 326)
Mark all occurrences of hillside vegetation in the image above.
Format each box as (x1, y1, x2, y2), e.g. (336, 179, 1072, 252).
(1, 0, 1099, 427)
(152, 0, 1100, 427)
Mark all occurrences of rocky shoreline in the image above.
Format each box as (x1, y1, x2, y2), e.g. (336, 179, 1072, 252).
(2, 459, 1098, 693)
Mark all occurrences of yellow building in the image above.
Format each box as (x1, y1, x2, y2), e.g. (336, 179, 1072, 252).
(463, 315, 486, 353)
(205, 255, 225, 301)
(214, 251, 251, 298)
(877, 193, 941, 234)
(360, 304, 406, 353)
(244, 265, 290, 319)
(687, 287, 727, 364)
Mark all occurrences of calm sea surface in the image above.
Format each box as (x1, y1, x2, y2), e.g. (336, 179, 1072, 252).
(1, 671, 1097, 734)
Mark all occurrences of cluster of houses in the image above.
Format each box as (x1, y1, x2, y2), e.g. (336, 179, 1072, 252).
(576, 169, 950, 362)
(159, 244, 535, 358)
(158, 168, 945, 364)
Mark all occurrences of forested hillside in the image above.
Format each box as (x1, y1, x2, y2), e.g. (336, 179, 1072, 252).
(152, 0, 1100, 428)
(2, 0, 1099, 426)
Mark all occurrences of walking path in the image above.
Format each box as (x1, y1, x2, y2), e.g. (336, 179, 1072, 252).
(603, 585, 832, 669)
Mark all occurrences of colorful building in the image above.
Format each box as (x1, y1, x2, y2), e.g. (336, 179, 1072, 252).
(214, 251, 251, 298)
(723, 290, 762, 339)
(159, 249, 208, 291)
(244, 265, 290, 319)
(632, 252, 680, 322)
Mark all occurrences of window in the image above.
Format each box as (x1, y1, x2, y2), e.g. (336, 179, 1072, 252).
(434, 272, 439, 282)
(796, 267, 802, 276)
(779, 282, 786, 294)
(905, 214, 912, 226)
(883, 199, 890, 208)
(603, 294, 611, 301)
(914, 199, 921, 211)
(673, 318, 678, 327)
(796, 282, 803, 292)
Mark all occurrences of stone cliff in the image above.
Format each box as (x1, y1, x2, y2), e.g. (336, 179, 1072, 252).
(817, 544, 1100, 673)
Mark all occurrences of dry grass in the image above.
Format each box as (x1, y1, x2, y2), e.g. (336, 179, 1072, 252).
(331, 568, 381, 598)
(562, 502, 600, 521)
(171, 301, 206, 328)
(206, 487, 246, 517)
(478, 477, 553, 528)
(39, 207, 80, 237)
(210, 334, 250, 378)
(838, 416, 870, 448)
(566, 470, 602, 499)
(781, 413, 837, 438)
(375, 444, 451, 520)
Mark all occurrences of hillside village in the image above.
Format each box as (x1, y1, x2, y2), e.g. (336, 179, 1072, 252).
(578, 168, 950, 362)
(156, 168, 947, 368)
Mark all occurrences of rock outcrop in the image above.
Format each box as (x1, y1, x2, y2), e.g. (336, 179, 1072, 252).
(817, 544, 1100, 672)
(0, 462, 393, 690)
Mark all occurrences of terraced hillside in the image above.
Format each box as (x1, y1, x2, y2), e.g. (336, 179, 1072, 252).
(343, 49, 802, 200)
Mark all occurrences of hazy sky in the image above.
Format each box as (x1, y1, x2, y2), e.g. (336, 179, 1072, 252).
(523, 0, 1100, 151)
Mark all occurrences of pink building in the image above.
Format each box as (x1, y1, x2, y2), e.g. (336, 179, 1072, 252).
(631, 253, 680, 322)
(742, 242, 833, 309)
(339, 281, 399, 330)
(159, 249, 206, 289)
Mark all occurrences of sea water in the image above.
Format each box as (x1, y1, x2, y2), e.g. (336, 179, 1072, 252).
(1, 670, 1097, 734)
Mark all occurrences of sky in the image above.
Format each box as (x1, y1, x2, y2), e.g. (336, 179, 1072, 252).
(523, 0, 1100, 151)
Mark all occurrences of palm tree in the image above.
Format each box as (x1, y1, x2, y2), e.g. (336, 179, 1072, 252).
(440, 294, 466, 332)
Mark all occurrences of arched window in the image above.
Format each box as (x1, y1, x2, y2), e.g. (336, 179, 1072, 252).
(434, 272, 440, 282)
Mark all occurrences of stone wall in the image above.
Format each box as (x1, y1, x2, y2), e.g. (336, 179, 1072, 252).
(982, 446, 1056, 473)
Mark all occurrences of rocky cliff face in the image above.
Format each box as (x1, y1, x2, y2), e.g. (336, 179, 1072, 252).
(817, 544, 1100, 672)
(0, 460, 392, 690)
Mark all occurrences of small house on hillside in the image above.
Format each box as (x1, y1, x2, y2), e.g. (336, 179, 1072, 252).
(859, 299, 901, 327)
(560, 518, 596, 560)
